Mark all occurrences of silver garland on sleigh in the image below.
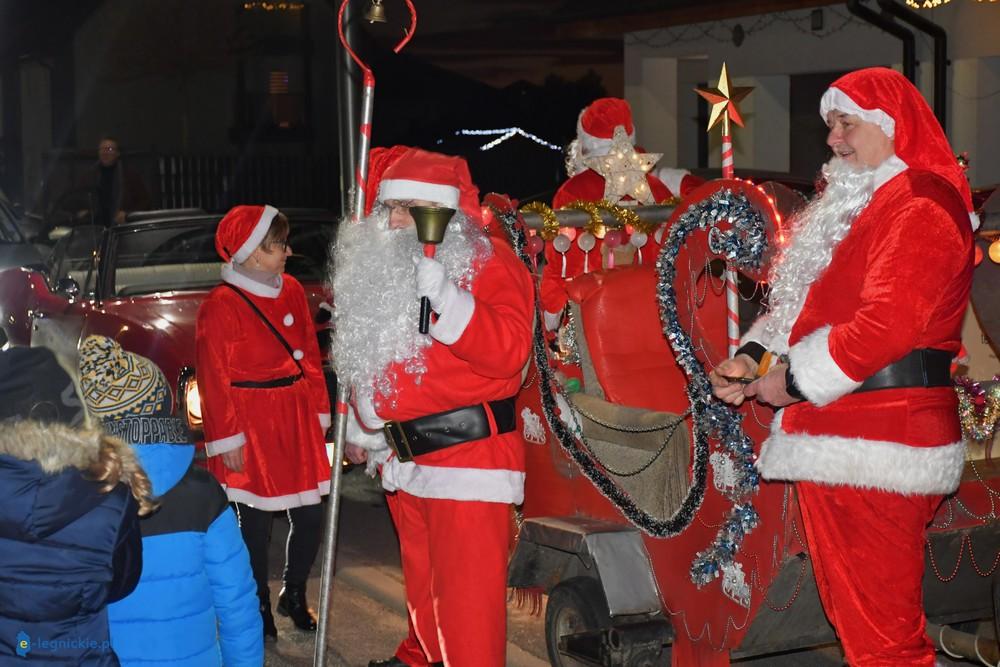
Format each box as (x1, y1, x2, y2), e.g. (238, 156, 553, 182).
(489, 192, 766, 580)
(653, 189, 766, 587)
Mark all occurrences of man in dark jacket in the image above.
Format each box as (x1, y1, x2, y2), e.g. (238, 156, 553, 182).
(0, 346, 149, 665)
(91, 136, 151, 226)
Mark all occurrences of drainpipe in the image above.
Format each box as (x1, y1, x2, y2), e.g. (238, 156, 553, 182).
(846, 0, 916, 83)
(876, 0, 947, 130)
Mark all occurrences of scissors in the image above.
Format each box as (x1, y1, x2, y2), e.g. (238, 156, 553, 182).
(719, 374, 755, 385)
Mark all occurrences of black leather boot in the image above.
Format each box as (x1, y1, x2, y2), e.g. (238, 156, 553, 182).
(276, 582, 317, 631)
(259, 589, 278, 642)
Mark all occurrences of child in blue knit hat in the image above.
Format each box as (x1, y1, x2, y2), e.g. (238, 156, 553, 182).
(79, 335, 263, 666)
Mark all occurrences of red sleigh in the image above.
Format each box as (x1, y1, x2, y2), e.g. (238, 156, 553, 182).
(491, 179, 1000, 666)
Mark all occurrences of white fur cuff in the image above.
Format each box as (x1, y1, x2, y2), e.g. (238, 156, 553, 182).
(740, 315, 772, 351)
(319, 413, 331, 429)
(787, 326, 861, 407)
(205, 432, 246, 457)
(757, 413, 966, 495)
(429, 285, 475, 345)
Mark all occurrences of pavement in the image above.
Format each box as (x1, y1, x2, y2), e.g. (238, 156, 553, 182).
(261, 468, 550, 667)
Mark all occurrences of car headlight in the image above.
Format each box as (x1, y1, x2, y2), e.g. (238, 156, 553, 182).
(178, 367, 203, 430)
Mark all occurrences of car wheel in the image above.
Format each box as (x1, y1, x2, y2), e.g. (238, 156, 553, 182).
(545, 577, 612, 667)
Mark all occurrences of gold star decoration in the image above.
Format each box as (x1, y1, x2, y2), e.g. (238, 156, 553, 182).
(695, 62, 754, 133)
(583, 126, 662, 205)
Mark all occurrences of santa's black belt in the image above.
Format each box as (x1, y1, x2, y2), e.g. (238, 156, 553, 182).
(383, 397, 517, 463)
(854, 348, 952, 393)
(231, 373, 303, 389)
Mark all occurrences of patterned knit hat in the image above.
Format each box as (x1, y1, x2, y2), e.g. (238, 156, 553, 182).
(78, 335, 189, 445)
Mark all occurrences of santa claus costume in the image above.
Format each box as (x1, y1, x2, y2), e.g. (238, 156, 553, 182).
(196, 204, 331, 639)
(541, 97, 703, 324)
(331, 148, 534, 667)
(741, 68, 975, 666)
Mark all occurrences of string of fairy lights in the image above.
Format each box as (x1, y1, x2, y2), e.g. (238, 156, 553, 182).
(453, 128, 562, 152)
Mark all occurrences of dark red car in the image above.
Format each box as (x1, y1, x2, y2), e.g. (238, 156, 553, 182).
(0, 210, 336, 437)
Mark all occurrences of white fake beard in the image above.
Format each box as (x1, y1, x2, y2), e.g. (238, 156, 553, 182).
(761, 157, 876, 351)
(328, 206, 492, 407)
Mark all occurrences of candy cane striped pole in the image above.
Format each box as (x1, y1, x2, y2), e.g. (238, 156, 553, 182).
(318, 3, 416, 664)
(722, 116, 740, 356)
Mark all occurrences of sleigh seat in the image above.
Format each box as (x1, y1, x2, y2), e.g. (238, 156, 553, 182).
(561, 265, 693, 519)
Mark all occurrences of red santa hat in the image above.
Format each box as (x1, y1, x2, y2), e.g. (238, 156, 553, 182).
(820, 67, 979, 230)
(215, 204, 278, 263)
(377, 147, 482, 226)
(365, 145, 411, 216)
(577, 97, 636, 158)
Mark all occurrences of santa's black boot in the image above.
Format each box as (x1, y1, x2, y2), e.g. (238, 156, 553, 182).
(276, 582, 317, 631)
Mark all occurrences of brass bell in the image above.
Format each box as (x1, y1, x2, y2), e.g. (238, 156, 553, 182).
(365, 0, 387, 23)
(410, 206, 455, 245)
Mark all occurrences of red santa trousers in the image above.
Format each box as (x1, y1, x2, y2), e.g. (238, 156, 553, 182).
(386, 490, 510, 667)
(797, 481, 941, 667)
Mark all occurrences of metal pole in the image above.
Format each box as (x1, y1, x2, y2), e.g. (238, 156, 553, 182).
(315, 3, 416, 664)
(334, 0, 358, 218)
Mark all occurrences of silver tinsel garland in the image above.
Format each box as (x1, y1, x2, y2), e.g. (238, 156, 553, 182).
(489, 191, 767, 587)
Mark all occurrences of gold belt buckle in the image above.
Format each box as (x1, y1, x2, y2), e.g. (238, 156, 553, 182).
(383, 420, 414, 463)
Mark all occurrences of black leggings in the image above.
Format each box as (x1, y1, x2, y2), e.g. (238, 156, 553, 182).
(232, 502, 325, 596)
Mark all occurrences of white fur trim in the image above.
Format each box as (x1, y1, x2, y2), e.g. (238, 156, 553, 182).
(872, 154, 907, 191)
(378, 179, 460, 209)
(970, 212, 981, 232)
(224, 479, 331, 510)
(205, 432, 246, 457)
(220, 263, 282, 298)
(654, 167, 690, 198)
(232, 205, 278, 264)
(428, 285, 475, 345)
(820, 87, 895, 139)
(757, 412, 966, 495)
(577, 113, 635, 158)
(319, 413, 331, 429)
(740, 315, 772, 350)
(787, 326, 862, 407)
(381, 459, 525, 504)
(283, 313, 294, 326)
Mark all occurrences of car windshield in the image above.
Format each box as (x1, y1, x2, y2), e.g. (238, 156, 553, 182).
(111, 217, 333, 297)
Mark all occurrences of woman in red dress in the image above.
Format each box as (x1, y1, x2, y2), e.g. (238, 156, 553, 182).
(196, 205, 331, 641)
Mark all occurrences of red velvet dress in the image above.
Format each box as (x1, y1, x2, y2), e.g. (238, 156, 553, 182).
(196, 268, 331, 510)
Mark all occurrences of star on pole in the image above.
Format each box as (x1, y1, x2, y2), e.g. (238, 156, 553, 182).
(584, 126, 663, 205)
(695, 62, 754, 134)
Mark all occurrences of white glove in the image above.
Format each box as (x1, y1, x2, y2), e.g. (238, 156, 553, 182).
(346, 408, 391, 478)
(415, 256, 459, 313)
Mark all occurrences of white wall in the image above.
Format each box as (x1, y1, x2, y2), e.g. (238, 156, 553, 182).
(624, 2, 1000, 188)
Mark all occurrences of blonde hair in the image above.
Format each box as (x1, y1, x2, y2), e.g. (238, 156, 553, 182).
(85, 432, 159, 516)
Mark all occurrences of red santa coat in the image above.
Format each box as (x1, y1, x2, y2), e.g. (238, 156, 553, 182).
(196, 267, 332, 509)
(751, 167, 973, 495)
(357, 242, 534, 504)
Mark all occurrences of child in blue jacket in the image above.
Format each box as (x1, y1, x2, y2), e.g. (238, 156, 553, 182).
(79, 335, 263, 666)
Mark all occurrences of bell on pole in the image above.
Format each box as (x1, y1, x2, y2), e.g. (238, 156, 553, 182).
(365, 0, 387, 23)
